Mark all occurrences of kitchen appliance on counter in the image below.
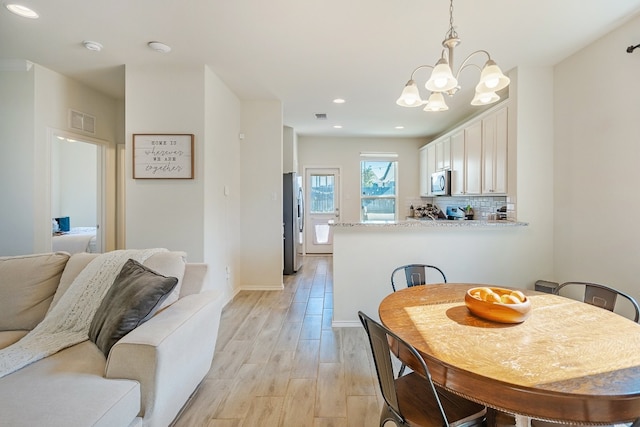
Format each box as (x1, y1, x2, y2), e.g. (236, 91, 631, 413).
(283, 172, 304, 274)
(430, 170, 451, 196)
(446, 206, 466, 220)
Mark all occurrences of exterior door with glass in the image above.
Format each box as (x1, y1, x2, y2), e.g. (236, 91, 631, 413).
(305, 168, 340, 254)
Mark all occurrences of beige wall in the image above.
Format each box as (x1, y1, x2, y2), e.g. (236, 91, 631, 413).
(239, 100, 284, 290)
(297, 136, 427, 222)
(0, 66, 35, 255)
(125, 64, 206, 261)
(0, 63, 119, 255)
(203, 66, 242, 300)
(553, 14, 640, 304)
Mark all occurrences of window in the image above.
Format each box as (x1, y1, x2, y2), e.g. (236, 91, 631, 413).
(309, 174, 335, 214)
(361, 159, 397, 222)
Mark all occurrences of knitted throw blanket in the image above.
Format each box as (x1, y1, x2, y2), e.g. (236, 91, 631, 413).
(0, 248, 166, 378)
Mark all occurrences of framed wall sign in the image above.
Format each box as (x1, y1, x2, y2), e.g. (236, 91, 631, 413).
(133, 134, 194, 179)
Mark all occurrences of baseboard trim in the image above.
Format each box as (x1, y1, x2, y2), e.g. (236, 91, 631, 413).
(331, 320, 361, 328)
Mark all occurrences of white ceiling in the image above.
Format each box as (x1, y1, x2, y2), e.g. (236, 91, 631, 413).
(2, 0, 640, 138)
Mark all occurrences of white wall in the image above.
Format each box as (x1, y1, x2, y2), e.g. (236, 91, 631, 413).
(553, 14, 640, 300)
(239, 100, 284, 290)
(125, 65, 206, 261)
(298, 136, 427, 222)
(510, 67, 556, 283)
(54, 140, 97, 227)
(0, 64, 119, 255)
(0, 66, 35, 255)
(283, 125, 297, 173)
(204, 66, 242, 301)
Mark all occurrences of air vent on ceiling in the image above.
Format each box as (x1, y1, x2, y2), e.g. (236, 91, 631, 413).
(315, 113, 327, 120)
(69, 109, 96, 134)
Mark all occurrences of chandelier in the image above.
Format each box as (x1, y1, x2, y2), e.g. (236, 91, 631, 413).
(396, 0, 510, 112)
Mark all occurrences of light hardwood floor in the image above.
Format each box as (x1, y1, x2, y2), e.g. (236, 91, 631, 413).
(172, 255, 383, 427)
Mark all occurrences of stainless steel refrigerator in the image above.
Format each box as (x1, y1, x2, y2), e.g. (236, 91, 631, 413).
(283, 172, 304, 274)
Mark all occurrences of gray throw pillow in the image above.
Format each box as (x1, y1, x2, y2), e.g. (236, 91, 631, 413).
(89, 258, 178, 357)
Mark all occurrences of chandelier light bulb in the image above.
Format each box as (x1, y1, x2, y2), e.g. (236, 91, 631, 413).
(423, 92, 449, 112)
(396, 80, 423, 107)
(471, 90, 500, 106)
(476, 60, 510, 93)
(425, 59, 458, 93)
(484, 78, 499, 89)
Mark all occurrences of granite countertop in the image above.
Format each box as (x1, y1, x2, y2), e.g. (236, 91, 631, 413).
(329, 218, 529, 228)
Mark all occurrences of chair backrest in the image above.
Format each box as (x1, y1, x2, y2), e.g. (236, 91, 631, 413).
(555, 281, 640, 323)
(358, 311, 449, 426)
(390, 264, 447, 292)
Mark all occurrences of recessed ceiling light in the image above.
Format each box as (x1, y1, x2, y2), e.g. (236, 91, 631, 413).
(6, 3, 39, 18)
(333, 125, 343, 129)
(395, 126, 405, 130)
(83, 40, 103, 52)
(333, 98, 346, 104)
(148, 41, 171, 53)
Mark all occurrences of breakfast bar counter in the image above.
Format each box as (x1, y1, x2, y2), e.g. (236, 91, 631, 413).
(330, 218, 546, 328)
(330, 218, 529, 228)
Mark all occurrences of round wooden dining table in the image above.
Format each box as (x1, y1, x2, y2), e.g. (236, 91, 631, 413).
(378, 284, 640, 425)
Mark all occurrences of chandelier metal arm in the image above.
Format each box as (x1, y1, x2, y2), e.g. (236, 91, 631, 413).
(409, 64, 435, 80)
(453, 49, 491, 80)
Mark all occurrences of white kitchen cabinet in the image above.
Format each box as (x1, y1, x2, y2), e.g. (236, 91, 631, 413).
(426, 143, 436, 195)
(419, 145, 429, 196)
(450, 130, 465, 195)
(465, 121, 482, 195)
(419, 143, 437, 196)
(451, 123, 481, 196)
(482, 105, 508, 194)
(435, 136, 451, 171)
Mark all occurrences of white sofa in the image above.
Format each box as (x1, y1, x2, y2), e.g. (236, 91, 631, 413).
(0, 251, 223, 427)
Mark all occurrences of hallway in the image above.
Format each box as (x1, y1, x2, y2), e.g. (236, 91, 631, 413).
(172, 255, 382, 426)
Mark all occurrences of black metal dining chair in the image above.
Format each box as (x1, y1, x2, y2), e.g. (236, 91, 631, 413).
(358, 311, 486, 427)
(390, 264, 447, 292)
(390, 264, 447, 376)
(554, 281, 640, 323)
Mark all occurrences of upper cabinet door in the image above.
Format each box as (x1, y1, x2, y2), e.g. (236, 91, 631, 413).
(426, 143, 436, 195)
(419, 146, 429, 197)
(450, 130, 465, 195)
(436, 136, 451, 171)
(464, 121, 482, 195)
(482, 105, 508, 194)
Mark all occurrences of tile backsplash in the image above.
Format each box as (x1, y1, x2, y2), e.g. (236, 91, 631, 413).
(406, 195, 516, 220)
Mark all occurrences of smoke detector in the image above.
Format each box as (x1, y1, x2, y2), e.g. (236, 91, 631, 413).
(148, 41, 171, 53)
(83, 41, 103, 52)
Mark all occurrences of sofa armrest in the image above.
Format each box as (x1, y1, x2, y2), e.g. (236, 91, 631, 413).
(180, 263, 208, 297)
(105, 290, 223, 427)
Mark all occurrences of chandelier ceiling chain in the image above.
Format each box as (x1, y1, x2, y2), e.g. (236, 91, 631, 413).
(396, 0, 510, 112)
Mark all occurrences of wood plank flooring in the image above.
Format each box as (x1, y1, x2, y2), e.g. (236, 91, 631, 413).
(172, 255, 383, 427)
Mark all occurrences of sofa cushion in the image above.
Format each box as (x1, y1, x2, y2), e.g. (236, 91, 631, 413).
(141, 250, 186, 310)
(0, 252, 70, 331)
(89, 259, 178, 356)
(0, 341, 140, 427)
(50, 252, 99, 312)
(50, 251, 186, 313)
(0, 330, 29, 350)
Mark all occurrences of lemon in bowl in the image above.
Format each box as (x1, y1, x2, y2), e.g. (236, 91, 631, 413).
(464, 287, 531, 323)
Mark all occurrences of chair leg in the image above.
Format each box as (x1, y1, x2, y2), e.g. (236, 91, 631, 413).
(398, 363, 406, 377)
(380, 404, 404, 426)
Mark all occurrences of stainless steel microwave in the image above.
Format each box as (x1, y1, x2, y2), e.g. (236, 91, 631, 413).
(431, 170, 451, 196)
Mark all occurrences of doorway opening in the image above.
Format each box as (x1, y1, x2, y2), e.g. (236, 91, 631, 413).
(304, 167, 340, 254)
(49, 129, 105, 254)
